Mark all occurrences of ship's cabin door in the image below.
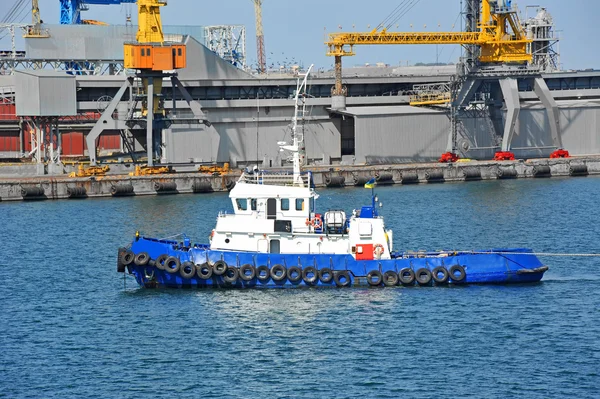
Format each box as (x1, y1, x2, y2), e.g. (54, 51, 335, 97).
(267, 198, 277, 220)
(270, 239, 280, 254)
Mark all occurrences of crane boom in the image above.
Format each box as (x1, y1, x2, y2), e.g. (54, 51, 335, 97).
(252, 0, 267, 73)
(326, 0, 531, 64)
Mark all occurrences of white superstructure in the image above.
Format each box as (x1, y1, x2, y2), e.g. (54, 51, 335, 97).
(209, 65, 393, 260)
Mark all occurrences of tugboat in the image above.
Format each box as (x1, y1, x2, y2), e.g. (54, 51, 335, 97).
(117, 66, 548, 289)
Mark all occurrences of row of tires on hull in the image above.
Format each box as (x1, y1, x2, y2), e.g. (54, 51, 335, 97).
(119, 250, 466, 287)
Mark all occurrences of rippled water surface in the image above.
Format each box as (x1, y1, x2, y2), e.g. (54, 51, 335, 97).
(2, 177, 600, 398)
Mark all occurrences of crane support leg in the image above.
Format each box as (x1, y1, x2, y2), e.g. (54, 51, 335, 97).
(533, 77, 563, 149)
(499, 78, 520, 152)
(146, 77, 155, 167)
(86, 78, 133, 166)
(331, 56, 346, 110)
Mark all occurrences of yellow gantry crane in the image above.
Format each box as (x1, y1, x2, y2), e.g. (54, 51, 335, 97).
(326, 0, 531, 98)
(252, 0, 267, 73)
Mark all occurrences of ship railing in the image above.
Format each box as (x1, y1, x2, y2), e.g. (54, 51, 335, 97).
(238, 171, 310, 187)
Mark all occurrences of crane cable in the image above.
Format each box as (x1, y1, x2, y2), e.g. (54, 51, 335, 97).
(0, 0, 29, 42)
(377, 0, 422, 32)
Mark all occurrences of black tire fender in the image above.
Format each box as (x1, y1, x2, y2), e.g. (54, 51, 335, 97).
(270, 264, 287, 282)
(399, 268, 415, 285)
(432, 266, 449, 284)
(287, 266, 302, 283)
(333, 270, 352, 287)
(239, 264, 256, 281)
(120, 250, 135, 266)
(367, 270, 383, 286)
(117, 247, 127, 273)
(180, 261, 195, 279)
(256, 265, 270, 282)
(155, 254, 169, 271)
(318, 268, 333, 284)
(223, 266, 239, 284)
(415, 268, 432, 285)
(449, 265, 466, 283)
(383, 270, 399, 287)
(165, 256, 180, 274)
(302, 266, 318, 285)
(213, 260, 228, 276)
(134, 252, 150, 266)
(196, 263, 213, 280)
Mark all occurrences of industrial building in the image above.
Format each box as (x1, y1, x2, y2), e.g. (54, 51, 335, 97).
(0, 0, 599, 177)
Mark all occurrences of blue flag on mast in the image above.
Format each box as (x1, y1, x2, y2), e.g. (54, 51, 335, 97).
(364, 177, 376, 189)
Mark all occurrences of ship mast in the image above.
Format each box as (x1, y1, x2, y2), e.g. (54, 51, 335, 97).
(281, 64, 313, 186)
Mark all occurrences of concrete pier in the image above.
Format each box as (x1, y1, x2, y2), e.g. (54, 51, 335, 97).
(1, 157, 598, 202)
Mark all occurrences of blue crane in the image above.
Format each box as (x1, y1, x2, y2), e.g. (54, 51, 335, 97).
(59, 0, 136, 25)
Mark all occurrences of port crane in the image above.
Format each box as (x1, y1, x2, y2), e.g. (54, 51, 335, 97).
(85, 0, 212, 173)
(325, 0, 563, 161)
(59, 0, 136, 25)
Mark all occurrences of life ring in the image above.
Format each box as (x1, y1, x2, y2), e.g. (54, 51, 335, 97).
(367, 270, 383, 286)
(313, 216, 323, 230)
(155, 254, 169, 271)
(449, 265, 466, 283)
(213, 260, 228, 276)
(223, 266, 239, 284)
(165, 257, 180, 274)
(399, 268, 415, 285)
(287, 266, 302, 283)
(120, 250, 135, 266)
(302, 266, 318, 285)
(383, 270, 399, 287)
(256, 265, 270, 282)
(333, 270, 351, 287)
(196, 263, 213, 280)
(180, 261, 196, 279)
(134, 252, 149, 266)
(373, 244, 385, 258)
(415, 268, 432, 285)
(239, 264, 256, 281)
(270, 264, 287, 282)
(432, 266, 449, 284)
(318, 268, 333, 284)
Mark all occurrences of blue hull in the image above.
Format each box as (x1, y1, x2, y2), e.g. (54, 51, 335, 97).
(119, 237, 548, 288)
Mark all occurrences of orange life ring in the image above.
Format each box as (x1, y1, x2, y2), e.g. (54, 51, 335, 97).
(373, 244, 385, 257)
(313, 216, 323, 230)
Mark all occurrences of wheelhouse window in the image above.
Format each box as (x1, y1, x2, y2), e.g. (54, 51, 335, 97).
(281, 198, 290, 211)
(251, 199, 257, 211)
(295, 198, 304, 211)
(236, 198, 247, 210)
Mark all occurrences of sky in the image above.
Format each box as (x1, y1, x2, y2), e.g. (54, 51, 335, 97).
(3, 0, 599, 71)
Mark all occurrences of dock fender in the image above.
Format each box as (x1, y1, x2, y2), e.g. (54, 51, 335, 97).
(270, 264, 287, 282)
(415, 268, 432, 286)
(180, 261, 196, 279)
(383, 270, 399, 287)
(165, 257, 181, 274)
(399, 268, 415, 285)
(155, 254, 169, 271)
(333, 270, 352, 287)
(239, 264, 256, 281)
(196, 263, 213, 280)
(256, 265, 270, 282)
(213, 260, 228, 276)
(449, 265, 466, 283)
(287, 266, 302, 283)
(367, 270, 383, 286)
(432, 266, 449, 284)
(134, 252, 150, 266)
(318, 268, 333, 284)
(302, 267, 318, 285)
